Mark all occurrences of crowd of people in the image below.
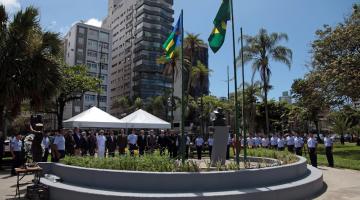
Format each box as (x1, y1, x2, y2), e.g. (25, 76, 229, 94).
(3, 123, 335, 175)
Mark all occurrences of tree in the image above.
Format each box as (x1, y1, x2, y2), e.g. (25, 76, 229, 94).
(111, 96, 131, 113)
(311, 4, 360, 104)
(329, 112, 351, 143)
(0, 6, 62, 133)
(134, 97, 143, 110)
(239, 28, 292, 135)
(240, 81, 262, 133)
(50, 65, 100, 129)
(291, 77, 328, 140)
(191, 61, 212, 136)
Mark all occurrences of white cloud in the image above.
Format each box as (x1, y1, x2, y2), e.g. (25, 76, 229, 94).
(85, 18, 102, 27)
(0, 0, 20, 13)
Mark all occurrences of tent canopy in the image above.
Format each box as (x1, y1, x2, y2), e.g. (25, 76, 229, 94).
(119, 109, 171, 129)
(63, 107, 125, 128)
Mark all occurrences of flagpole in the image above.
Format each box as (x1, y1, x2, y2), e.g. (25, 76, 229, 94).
(240, 27, 247, 163)
(230, 0, 240, 166)
(180, 9, 186, 164)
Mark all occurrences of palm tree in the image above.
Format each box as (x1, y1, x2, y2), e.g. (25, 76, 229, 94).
(0, 6, 62, 132)
(331, 113, 351, 144)
(241, 81, 262, 133)
(191, 61, 212, 136)
(239, 28, 292, 135)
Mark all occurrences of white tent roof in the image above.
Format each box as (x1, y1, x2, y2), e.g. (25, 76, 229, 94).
(63, 107, 125, 128)
(119, 109, 171, 129)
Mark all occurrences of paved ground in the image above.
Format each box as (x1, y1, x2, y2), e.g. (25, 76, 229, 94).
(0, 165, 359, 200)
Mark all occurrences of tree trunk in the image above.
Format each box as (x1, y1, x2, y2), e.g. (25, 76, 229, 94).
(263, 70, 270, 136)
(314, 120, 322, 143)
(57, 100, 65, 130)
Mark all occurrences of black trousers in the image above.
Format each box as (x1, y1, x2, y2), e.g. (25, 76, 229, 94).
(295, 147, 302, 156)
(42, 148, 49, 162)
(52, 150, 65, 163)
(160, 146, 166, 156)
(325, 147, 334, 167)
(209, 146, 213, 158)
(226, 145, 230, 160)
(129, 144, 136, 156)
(287, 145, 294, 153)
(185, 145, 189, 159)
(308, 148, 317, 168)
(0, 151, 4, 169)
(196, 146, 202, 160)
(139, 147, 145, 156)
(11, 151, 22, 175)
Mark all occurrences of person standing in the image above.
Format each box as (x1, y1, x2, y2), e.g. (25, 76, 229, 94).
(52, 130, 66, 162)
(307, 133, 318, 168)
(73, 127, 81, 156)
(294, 133, 304, 156)
(106, 131, 117, 157)
(64, 130, 75, 156)
(30, 123, 44, 163)
(277, 135, 285, 151)
(226, 134, 232, 160)
(286, 133, 295, 153)
(79, 131, 89, 156)
(10, 133, 23, 175)
(195, 135, 204, 160)
(185, 134, 191, 159)
(0, 131, 5, 170)
(261, 136, 269, 148)
(96, 130, 107, 158)
(324, 134, 334, 167)
(247, 135, 255, 149)
(208, 135, 214, 158)
(270, 134, 278, 149)
(128, 129, 138, 156)
(147, 130, 157, 154)
(88, 131, 97, 157)
(41, 131, 50, 162)
(117, 129, 127, 155)
(137, 130, 147, 156)
(157, 130, 167, 156)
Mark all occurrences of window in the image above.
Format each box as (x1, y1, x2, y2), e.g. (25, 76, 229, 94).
(99, 32, 109, 41)
(101, 85, 107, 92)
(87, 61, 97, 70)
(99, 96, 107, 103)
(87, 50, 97, 58)
(100, 53, 108, 63)
(77, 38, 84, 45)
(78, 27, 85, 34)
(101, 64, 108, 70)
(99, 42, 109, 50)
(85, 95, 96, 102)
(87, 40, 98, 50)
(88, 29, 98, 38)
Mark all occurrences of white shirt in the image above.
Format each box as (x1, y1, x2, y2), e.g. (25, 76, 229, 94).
(286, 136, 295, 145)
(127, 133, 138, 145)
(261, 138, 269, 147)
(97, 135, 106, 148)
(53, 135, 65, 151)
(247, 137, 254, 147)
(270, 137, 278, 145)
(307, 137, 317, 148)
(294, 137, 304, 148)
(186, 136, 190, 145)
(324, 137, 333, 147)
(227, 135, 232, 145)
(11, 137, 22, 152)
(277, 138, 285, 148)
(208, 138, 214, 146)
(42, 137, 50, 149)
(195, 137, 204, 146)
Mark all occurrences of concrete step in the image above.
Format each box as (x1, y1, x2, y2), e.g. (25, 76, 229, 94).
(40, 165, 323, 200)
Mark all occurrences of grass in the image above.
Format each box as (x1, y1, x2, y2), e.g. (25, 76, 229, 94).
(305, 143, 360, 171)
(60, 149, 298, 172)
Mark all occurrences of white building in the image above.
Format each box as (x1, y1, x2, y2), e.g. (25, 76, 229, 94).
(63, 23, 111, 119)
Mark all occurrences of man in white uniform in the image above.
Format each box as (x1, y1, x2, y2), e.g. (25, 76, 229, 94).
(96, 130, 106, 158)
(127, 129, 138, 156)
(307, 133, 317, 167)
(324, 133, 334, 167)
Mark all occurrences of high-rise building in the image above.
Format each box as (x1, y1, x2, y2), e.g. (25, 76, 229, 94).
(104, 0, 174, 117)
(188, 43, 209, 98)
(63, 23, 111, 118)
(279, 91, 292, 104)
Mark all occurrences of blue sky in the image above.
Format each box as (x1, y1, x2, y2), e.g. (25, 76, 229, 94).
(2, 0, 357, 100)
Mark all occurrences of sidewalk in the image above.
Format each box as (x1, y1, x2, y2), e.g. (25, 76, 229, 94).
(0, 165, 359, 199)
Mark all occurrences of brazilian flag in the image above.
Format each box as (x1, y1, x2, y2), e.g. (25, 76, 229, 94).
(162, 15, 182, 60)
(208, 0, 230, 53)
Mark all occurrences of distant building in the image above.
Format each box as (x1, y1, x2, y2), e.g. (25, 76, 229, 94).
(279, 91, 292, 104)
(63, 22, 111, 119)
(104, 0, 174, 117)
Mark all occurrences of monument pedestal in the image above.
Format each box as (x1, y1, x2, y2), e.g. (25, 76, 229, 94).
(211, 126, 229, 166)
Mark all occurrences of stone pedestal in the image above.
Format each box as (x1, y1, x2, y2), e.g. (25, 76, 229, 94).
(211, 126, 229, 166)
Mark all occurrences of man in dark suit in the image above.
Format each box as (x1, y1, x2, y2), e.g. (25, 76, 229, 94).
(157, 130, 167, 156)
(117, 129, 127, 155)
(73, 127, 81, 156)
(106, 131, 117, 157)
(137, 130, 147, 156)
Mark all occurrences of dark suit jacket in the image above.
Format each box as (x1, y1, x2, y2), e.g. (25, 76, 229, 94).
(106, 136, 117, 152)
(137, 135, 147, 149)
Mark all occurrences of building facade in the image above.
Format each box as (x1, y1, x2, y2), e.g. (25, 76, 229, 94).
(63, 23, 111, 118)
(104, 0, 174, 117)
(279, 91, 292, 104)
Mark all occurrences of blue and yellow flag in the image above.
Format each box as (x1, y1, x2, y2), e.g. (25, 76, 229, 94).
(162, 15, 182, 60)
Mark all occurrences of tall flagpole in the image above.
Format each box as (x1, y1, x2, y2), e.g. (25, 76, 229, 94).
(230, 0, 240, 165)
(180, 9, 186, 163)
(240, 27, 247, 163)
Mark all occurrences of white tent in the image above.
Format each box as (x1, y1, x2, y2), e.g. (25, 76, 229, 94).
(119, 109, 171, 129)
(63, 107, 125, 128)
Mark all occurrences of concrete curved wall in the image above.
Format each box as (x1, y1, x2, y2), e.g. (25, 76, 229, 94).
(39, 156, 307, 193)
